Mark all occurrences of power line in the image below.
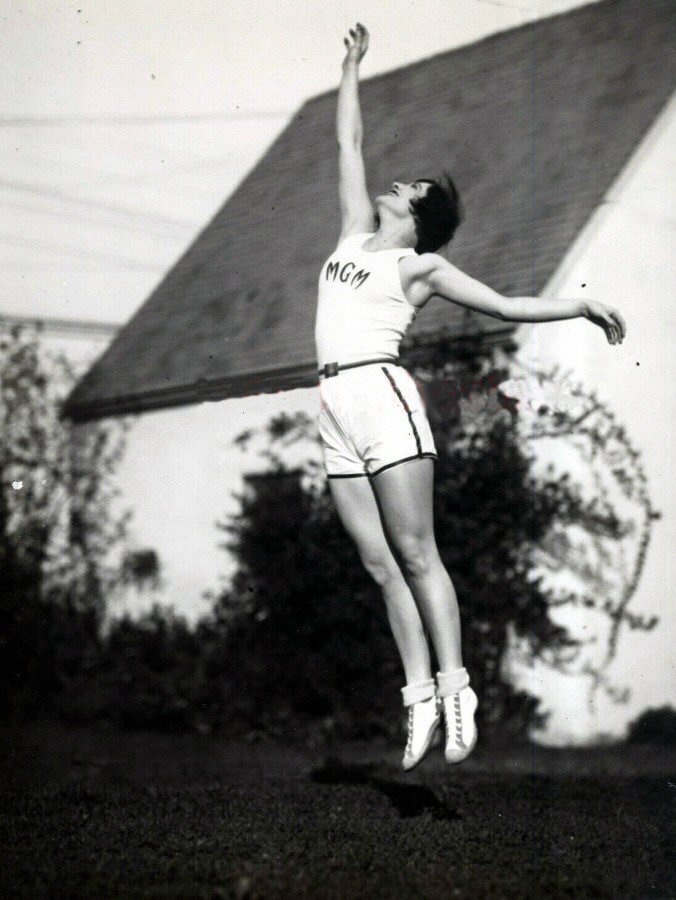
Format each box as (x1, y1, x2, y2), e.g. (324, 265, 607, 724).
(470, 0, 532, 11)
(0, 263, 146, 273)
(0, 177, 194, 230)
(0, 195, 197, 238)
(0, 111, 292, 127)
(0, 312, 121, 338)
(0, 232, 164, 273)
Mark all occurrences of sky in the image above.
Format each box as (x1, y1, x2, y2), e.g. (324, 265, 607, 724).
(1, 0, 597, 327)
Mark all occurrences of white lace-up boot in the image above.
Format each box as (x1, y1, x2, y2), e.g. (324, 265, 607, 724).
(401, 678, 441, 772)
(436, 668, 478, 764)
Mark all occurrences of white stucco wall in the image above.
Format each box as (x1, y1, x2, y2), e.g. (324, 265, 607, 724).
(505, 93, 676, 743)
(111, 387, 320, 621)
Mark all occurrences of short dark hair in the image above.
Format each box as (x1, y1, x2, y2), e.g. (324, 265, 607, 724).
(410, 173, 463, 254)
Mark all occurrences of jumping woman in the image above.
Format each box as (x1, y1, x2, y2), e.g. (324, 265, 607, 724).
(315, 23, 626, 771)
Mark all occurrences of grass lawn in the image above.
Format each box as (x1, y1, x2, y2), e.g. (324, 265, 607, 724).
(1, 720, 674, 899)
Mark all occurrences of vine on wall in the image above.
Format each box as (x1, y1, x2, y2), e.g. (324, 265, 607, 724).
(497, 362, 660, 704)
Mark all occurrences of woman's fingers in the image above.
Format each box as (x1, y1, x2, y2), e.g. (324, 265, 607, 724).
(598, 305, 625, 344)
(611, 309, 627, 339)
(612, 311, 625, 343)
(587, 301, 625, 345)
(345, 22, 368, 50)
(606, 306, 625, 340)
(602, 315, 615, 343)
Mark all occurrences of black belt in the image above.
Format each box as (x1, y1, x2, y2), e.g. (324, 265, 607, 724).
(318, 357, 400, 378)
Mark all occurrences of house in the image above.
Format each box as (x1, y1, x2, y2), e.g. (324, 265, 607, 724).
(64, 0, 676, 741)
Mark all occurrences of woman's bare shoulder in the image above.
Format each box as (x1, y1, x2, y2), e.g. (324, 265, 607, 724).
(398, 253, 449, 308)
(398, 252, 444, 278)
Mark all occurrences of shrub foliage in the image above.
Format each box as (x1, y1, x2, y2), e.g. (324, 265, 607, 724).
(3, 331, 657, 742)
(0, 327, 127, 718)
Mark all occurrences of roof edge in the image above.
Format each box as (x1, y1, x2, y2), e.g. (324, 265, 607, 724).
(62, 362, 320, 423)
(63, 325, 517, 423)
(299, 0, 611, 111)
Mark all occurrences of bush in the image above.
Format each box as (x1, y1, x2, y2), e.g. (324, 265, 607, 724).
(0, 326, 128, 720)
(626, 706, 676, 745)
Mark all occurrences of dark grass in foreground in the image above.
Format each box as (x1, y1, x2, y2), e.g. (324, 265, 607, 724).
(1, 722, 674, 900)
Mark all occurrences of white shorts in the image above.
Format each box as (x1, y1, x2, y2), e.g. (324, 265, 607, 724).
(318, 362, 437, 479)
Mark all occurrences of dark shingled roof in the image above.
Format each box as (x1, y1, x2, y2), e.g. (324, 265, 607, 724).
(65, 0, 676, 421)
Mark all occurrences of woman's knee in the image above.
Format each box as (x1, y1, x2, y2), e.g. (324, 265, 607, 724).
(393, 533, 438, 580)
(360, 550, 402, 588)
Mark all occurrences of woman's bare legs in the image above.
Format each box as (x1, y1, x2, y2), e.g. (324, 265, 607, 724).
(370, 458, 463, 672)
(330, 461, 474, 767)
(328, 476, 432, 685)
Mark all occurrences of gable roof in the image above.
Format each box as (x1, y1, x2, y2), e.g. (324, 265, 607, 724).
(65, 0, 676, 421)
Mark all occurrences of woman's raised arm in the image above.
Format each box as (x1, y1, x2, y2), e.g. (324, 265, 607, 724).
(336, 23, 375, 241)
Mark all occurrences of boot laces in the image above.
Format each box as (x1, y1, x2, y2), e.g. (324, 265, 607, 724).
(406, 705, 415, 752)
(444, 694, 464, 743)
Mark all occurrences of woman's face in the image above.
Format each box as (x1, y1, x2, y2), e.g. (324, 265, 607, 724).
(375, 180, 431, 218)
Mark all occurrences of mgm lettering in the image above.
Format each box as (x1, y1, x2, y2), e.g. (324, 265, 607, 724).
(325, 260, 370, 289)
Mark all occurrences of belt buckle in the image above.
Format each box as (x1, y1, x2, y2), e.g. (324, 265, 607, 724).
(325, 362, 339, 378)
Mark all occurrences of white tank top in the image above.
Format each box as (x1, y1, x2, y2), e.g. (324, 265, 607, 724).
(314, 232, 418, 367)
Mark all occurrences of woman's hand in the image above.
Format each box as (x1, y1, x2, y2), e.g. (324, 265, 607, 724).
(584, 299, 627, 345)
(342, 22, 369, 69)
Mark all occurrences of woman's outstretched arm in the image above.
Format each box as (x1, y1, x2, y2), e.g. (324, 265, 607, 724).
(336, 23, 375, 241)
(411, 254, 626, 345)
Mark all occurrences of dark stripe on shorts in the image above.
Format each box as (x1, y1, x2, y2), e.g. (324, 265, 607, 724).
(381, 366, 422, 455)
(370, 453, 437, 479)
(327, 472, 369, 479)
